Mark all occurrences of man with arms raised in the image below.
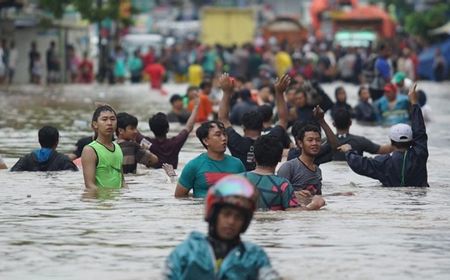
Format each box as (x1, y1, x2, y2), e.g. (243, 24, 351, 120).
(218, 73, 291, 171)
(340, 83, 428, 187)
(137, 98, 199, 169)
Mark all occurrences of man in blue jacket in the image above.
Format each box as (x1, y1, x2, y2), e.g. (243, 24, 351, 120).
(164, 175, 280, 280)
(339, 83, 428, 187)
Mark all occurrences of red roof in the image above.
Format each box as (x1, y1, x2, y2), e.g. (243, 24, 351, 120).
(335, 5, 396, 38)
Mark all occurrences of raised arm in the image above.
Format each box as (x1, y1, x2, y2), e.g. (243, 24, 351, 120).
(81, 146, 98, 191)
(184, 96, 200, 133)
(218, 73, 234, 128)
(409, 83, 428, 157)
(274, 74, 291, 129)
(313, 106, 338, 151)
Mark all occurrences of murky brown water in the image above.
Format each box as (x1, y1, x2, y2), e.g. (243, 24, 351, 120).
(1, 82, 450, 279)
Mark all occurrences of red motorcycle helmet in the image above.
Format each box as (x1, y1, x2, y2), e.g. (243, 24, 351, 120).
(205, 175, 257, 233)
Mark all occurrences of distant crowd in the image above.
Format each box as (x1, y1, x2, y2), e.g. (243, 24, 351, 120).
(0, 34, 448, 86)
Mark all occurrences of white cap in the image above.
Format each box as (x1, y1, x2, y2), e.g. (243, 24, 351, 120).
(389, 123, 412, 142)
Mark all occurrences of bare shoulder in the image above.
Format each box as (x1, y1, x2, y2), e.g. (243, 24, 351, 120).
(81, 145, 96, 159)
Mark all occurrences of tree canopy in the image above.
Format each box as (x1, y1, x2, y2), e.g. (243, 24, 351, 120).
(38, 0, 134, 26)
(404, 3, 449, 41)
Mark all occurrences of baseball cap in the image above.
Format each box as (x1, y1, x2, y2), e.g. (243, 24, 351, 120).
(389, 123, 412, 142)
(384, 83, 397, 93)
(392, 72, 406, 84)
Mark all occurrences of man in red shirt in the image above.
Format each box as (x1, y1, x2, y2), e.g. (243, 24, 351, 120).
(78, 52, 93, 83)
(141, 47, 155, 68)
(145, 59, 166, 93)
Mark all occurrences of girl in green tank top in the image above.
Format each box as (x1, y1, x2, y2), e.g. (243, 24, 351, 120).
(88, 140, 123, 188)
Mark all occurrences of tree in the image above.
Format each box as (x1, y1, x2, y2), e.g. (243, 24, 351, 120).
(404, 3, 450, 42)
(38, 0, 135, 27)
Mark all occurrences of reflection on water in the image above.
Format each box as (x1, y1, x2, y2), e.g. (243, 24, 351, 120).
(1, 82, 450, 279)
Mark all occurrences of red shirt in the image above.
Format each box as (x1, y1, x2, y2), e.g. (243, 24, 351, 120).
(145, 63, 165, 89)
(78, 59, 93, 83)
(142, 52, 155, 67)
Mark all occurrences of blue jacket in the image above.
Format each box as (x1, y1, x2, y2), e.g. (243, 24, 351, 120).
(346, 104, 428, 187)
(163, 231, 279, 280)
(375, 94, 410, 126)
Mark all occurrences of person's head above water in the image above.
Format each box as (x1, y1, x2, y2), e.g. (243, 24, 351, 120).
(296, 124, 322, 157)
(383, 83, 397, 101)
(241, 111, 263, 132)
(38, 126, 59, 149)
(334, 86, 347, 103)
(389, 123, 412, 150)
(196, 120, 227, 151)
(333, 109, 352, 131)
(169, 94, 184, 111)
(91, 105, 117, 140)
(149, 112, 169, 138)
(116, 112, 138, 140)
(92, 105, 116, 123)
(254, 134, 283, 168)
(358, 86, 370, 102)
(205, 175, 257, 240)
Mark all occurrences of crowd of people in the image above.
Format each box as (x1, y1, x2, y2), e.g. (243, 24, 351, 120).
(0, 33, 448, 86)
(1, 65, 429, 277)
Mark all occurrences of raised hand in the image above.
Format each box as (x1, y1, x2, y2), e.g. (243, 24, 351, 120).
(408, 82, 418, 105)
(313, 105, 324, 120)
(192, 95, 200, 106)
(162, 163, 177, 177)
(274, 74, 291, 95)
(218, 73, 234, 94)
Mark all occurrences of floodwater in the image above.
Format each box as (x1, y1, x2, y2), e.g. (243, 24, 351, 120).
(1, 82, 450, 280)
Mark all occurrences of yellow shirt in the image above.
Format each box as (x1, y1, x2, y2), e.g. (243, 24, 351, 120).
(188, 64, 203, 87)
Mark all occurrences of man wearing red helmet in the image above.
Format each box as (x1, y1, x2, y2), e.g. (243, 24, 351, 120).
(164, 175, 280, 279)
(374, 83, 410, 126)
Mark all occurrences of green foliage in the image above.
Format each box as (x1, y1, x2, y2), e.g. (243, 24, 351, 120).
(382, 0, 414, 25)
(38, 0, 133, 26)
(38, 0, 71, 19)
(405, 3, 450, 40)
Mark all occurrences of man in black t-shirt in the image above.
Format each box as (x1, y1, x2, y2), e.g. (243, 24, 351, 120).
(218, 73, 291, 171)
(320, 109, 392, 162)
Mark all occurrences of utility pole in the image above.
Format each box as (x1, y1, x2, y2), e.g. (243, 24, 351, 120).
(97, 0, 104, 82)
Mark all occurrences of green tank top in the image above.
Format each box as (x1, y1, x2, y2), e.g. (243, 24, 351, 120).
(88, 140, 123, 189)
